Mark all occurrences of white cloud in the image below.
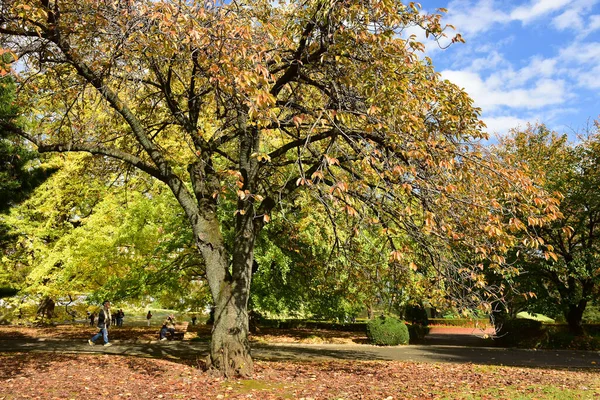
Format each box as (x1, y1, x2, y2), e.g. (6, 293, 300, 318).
(445, 0, 599, 37)
(444, 0, 509, 36)
(441, 69, 566, 110)
(511, 0, 570, 22)
(482, 115, 530, 135)
(553, 8, 585, 30)
(469, 50, 506, 72)
(552, 0, 600, 34)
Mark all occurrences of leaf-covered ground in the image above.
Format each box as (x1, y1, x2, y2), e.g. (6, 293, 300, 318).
(0, 324, 368, 344)
(0, 352, 598, 399)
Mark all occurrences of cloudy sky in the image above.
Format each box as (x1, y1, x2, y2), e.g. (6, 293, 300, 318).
(415, 0, 600, 138)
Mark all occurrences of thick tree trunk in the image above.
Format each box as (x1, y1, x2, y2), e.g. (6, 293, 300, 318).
(208, 282, 253, 377)
(566, 301, 587, 335)
(195, 205, 257, 377)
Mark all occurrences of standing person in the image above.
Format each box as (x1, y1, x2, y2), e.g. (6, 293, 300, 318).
(191, 315, 197, 326)
(146, 310, 152, 326)
(89, 312, 95, 327)
(88, 300, 112, 347)
(116, 309, 124, 327)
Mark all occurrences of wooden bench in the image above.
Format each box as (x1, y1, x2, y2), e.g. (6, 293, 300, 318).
(172, 322, 188, 340)
(159, 322, 189, 341)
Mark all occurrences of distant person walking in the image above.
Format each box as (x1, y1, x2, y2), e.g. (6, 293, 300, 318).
(89, 312, 95, 327)
(191, 315, 197, 325)
(88, 300, 112, 347)
(146, 311, 152, 326)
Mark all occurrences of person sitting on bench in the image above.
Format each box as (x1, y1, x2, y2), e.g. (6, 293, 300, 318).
(159, 315, 176, 341)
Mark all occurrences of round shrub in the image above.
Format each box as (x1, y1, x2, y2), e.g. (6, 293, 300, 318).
(366, 315, 409, 346)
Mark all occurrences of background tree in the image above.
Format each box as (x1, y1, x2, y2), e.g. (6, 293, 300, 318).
(495, 123, 600, 333)
(0, 52, 58, 298)
(0, 0, 559, 376)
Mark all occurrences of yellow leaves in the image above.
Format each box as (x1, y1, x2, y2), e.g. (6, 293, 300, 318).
(509, 217, 526, 231)
(250, 152, 271, 163)
(544, 251, 559, 262)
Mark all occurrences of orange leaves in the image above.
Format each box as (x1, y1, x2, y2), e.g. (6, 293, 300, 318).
(329, 181, 348, 196)
(324, 155, 339, 166)
(0, 49, 18, 77)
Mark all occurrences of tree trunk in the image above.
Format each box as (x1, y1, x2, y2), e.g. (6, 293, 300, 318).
(36, 296, 55, 320)
(197, 206, 257, 377)
(566, 301, 587, 335)
(208, 282, 253, 377)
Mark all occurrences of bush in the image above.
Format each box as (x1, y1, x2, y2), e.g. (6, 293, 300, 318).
(496, 318, 545, 347)
(405, 305, 429, 326)
(366, 315, 409, 346)
(407, 323, 430, 343)
(429, 318, 490, 328)
(258, 319, 367, 332)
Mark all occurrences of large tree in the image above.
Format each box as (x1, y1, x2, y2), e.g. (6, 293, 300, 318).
(495, 124, 600, 334)
(0, 0, 559, 376)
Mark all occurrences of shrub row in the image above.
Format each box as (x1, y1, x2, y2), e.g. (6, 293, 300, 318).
(259, 319, 367, 332)
(429, 318, 490, 328)
(495, 319, 600, 350)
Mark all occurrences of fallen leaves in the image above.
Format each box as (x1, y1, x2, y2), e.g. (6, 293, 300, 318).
(0, 353, 598, 399)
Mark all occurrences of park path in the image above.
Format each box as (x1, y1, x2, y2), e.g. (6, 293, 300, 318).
(0, 337, 598, 369)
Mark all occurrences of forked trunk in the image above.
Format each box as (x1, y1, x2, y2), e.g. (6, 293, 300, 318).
(207, 283, 253, 377)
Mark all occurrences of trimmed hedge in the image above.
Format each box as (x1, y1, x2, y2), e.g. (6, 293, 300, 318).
(366, 315, 409, 346)
(259, 319, 367, 332)
(496, 318, 545, 347)
(429, 318, 490, 328)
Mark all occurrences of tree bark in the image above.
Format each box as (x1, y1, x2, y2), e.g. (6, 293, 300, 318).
(208, 282, 253, 377)
(566, 301, 587, 335)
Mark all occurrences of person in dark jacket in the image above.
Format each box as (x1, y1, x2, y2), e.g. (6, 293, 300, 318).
(159, 315, 176, 341)
(88, 300, 112, 347)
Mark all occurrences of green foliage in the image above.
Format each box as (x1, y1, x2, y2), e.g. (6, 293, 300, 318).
(405, 305, 429, 326)
(496, 318, 545, 347)
(406, 323, 430, 343)
(366, 315, 409, 346)
(429, 318, 490, 327)
(258, 318, 366, 332)
(583, 305, 600, 323)
(0, 287, 18, 299)
(495, 124, 600, 329)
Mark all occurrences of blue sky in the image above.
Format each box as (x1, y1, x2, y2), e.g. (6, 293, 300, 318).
(412, 0, 600, 138)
